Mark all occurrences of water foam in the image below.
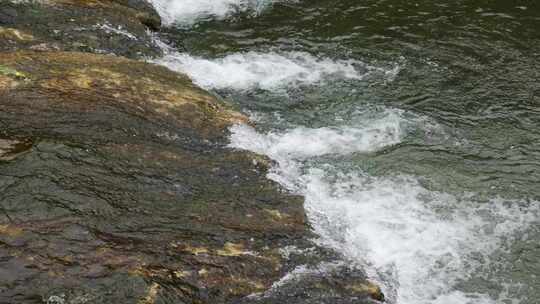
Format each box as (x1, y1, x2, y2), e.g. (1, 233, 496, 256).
(230, 111, 402, 159)
(229, 110, 539, 304)
(154, 51, 367, 91)
(148, 0, 276, 26)
(230, 109, 403, 190)
(302, 170, 537, 304)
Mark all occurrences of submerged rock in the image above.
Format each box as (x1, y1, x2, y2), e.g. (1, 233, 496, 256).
(240, 263, 385, 304)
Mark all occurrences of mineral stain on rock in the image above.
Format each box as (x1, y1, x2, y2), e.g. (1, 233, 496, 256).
(0, 138, 33, 161)
(0, 26, 34, 41)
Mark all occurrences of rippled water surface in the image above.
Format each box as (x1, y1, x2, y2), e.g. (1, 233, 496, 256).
(149, 1, 540, 303)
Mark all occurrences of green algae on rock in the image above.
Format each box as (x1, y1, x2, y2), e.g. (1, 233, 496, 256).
(0, 64, 27, 79)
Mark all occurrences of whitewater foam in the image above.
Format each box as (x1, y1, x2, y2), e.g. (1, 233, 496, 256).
(302, 170, 538, 304)
(155, 51, 368, 91)
(229, 109, 404, 190)
(148, 0, 277, 26)
(228, 110, 539, 304)
(229, 112, 402, 159)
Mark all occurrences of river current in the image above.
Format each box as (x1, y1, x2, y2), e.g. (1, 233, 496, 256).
(148, 1, 540, 303)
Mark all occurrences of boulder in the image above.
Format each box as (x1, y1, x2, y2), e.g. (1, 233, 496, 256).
(0, 51, 311, 303)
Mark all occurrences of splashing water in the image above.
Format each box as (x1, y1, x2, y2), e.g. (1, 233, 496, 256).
(228, 110, 539, 304)
(148, 0, 279, 26)
(154, 51, 372, 91)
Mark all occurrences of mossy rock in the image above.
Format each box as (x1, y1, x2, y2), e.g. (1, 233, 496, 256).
(0, 64, 28, 79)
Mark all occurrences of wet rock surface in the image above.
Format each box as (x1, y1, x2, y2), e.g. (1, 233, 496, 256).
(0, 0, 161, 58)
(0, 2, 381, 304)
(0, 51, 379, 303)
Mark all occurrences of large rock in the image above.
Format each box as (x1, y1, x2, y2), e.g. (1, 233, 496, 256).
(0, 51, 381, 304)
(0, 51, 292, 302)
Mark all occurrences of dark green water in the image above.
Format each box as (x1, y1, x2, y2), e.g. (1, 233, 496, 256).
(150, 1, 540, 303)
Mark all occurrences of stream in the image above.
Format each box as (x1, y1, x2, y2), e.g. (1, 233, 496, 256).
(148, 1, 540, 303)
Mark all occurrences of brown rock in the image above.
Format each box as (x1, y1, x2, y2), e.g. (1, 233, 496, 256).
(0, 51, 311, 303)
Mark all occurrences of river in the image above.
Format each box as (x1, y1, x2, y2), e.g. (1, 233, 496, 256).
(148, 1, 540, 303)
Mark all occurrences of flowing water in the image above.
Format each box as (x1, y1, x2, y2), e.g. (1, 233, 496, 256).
(148, 1, 540, 303)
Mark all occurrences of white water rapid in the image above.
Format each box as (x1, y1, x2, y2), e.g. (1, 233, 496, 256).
(228, 113, 539, 304)
(147, 1, 540, 303)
